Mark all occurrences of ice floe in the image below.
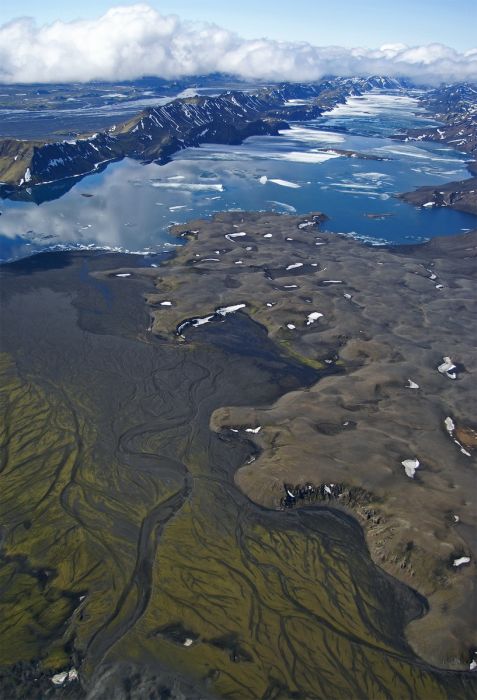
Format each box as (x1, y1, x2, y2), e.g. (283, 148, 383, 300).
(268, 200, 297, 213)
(151, 182, 224, 192)
(332, 182, 380, 190)
(406, 379, 419, 389)
(278, 151, 339, 164)
(378, 146, 462, 164)
(269, 178, 301, 188)
(354, 171, 391, 182)
(287, 324, 296, 330)
(280, 126, 345, 144)
(401, 458, 420, 479)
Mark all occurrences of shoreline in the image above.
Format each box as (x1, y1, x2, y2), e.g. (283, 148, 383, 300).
(3, 205, 473, 268)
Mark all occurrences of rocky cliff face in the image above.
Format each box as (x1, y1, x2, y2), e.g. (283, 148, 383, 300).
(0, 76, 410, 192)
(0, 133, 123, 189)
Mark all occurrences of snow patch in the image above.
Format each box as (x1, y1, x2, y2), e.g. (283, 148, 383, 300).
(216, 304, 246, 315)
(437, 356, 457, 379)
(225, 232, 247, 242)
(306, 312, 323, 325)
(453, 557, 470, 567)
(401, 458, 420, 479)
(51, 669, 78, 686)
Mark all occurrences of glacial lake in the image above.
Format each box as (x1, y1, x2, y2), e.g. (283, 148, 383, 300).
(1, 92, 475, 262)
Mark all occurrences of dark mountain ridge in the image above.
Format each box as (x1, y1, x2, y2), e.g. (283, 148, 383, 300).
(398, 82, 477, 215)
(0, 76, 410, 195)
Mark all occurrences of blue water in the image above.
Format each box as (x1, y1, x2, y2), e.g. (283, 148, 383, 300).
(0, 92, 474, 262)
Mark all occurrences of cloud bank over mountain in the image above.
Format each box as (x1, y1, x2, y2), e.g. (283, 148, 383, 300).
(0, 3, 476, 85)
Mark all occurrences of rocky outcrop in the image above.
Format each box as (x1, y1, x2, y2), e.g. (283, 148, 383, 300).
(399, 176, 477, 215)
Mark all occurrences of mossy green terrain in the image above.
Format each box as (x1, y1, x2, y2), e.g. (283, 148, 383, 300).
(0, 246, 476, 699)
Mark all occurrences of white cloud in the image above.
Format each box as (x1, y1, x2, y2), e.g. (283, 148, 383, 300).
(0, 4, 476, 85)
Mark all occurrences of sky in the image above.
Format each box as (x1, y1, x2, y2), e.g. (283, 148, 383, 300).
(2, 0, 476, 50)
(0, 1, 476, 84)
